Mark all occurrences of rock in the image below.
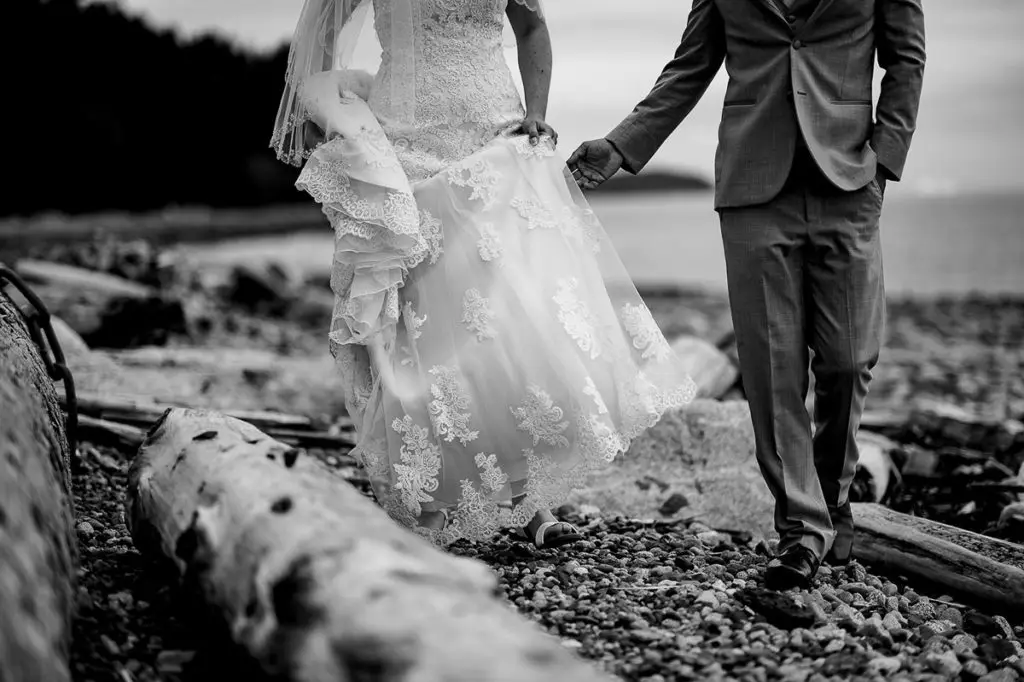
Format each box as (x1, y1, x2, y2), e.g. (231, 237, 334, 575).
(962, 660, 990, 679)
(992, 615, 1017, 640)
(658, 492, 689, 516)
(852, 432, 900, 503)
(953, 634, 980, 655)
(980, 638, 1024, 667)
(867, 656, 903, 676)
(924, 650, 962, 677)
(695, 591, 720, 609)
(978, 670, 1020, 682)
(669, 335, 739, 399)
(696, 531, 732, 548)
(938, 606, 964, 628)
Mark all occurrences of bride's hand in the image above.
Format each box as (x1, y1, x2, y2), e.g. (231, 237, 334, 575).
(516, 115, 558, 147)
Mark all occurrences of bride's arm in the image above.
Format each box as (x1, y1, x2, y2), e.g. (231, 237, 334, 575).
(507, 2, 555, 143)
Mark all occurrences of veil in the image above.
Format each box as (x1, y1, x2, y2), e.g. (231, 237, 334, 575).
(272, 0, 547, 166)
(269, 0, 380, 166)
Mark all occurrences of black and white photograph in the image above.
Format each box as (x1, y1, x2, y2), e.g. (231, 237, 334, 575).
(1, 0, 1022, 680)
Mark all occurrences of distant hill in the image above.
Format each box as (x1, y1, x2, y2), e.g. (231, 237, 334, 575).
(598, 169, 712, 195)
(1, 0, 296, 216)
(0, 1, 709, 217)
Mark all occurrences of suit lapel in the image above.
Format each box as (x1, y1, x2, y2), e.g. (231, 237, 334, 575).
(802, 0, 837, 32)
(758, 0, 788, 23)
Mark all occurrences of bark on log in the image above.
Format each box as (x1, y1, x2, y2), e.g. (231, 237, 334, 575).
(852, 503, 1024, 615)
(126, 409, 609, 682)
(0, 291, 77, 682)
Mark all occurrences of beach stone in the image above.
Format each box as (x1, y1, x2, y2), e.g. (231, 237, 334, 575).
(925, 650, 962, 677)
(963, 660, 990, 679)
(669, 335, 739, 399)
(954, 634, 981, 655)
(867, 656, 903, 676)
(978, 670, 1020, 682)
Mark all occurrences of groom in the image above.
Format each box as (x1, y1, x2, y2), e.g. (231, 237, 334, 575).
(569, 0, 924, 589)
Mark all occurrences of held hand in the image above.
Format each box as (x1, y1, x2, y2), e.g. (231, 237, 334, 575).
(516, 115, 558, 146)
(566, 139, 624, 191)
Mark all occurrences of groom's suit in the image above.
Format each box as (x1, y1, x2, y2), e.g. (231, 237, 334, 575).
(607, 0, 925, 559)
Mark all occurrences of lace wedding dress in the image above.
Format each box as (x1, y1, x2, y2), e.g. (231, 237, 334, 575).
(288, 0, 697, 545)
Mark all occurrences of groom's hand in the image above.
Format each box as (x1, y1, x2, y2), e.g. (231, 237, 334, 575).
(567, 139, 624, 190)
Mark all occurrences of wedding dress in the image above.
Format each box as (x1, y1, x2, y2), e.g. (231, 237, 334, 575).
(274, 0, 696, 545)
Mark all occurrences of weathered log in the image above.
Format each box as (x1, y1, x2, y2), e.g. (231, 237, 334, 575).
(77, 414, 147, 450)
(851, 503, 1024, 615)
(11, 259, 186, 348)
(127, 409, 609, 682)
(0, 290, 77, 682)
(64, 393, 355, 450)
(65, 391, 325, 432)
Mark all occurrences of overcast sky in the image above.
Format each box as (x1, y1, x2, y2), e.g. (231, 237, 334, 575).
(95, 0, 1024, 194)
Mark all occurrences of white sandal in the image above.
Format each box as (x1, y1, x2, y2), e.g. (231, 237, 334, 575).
(516, 521, 583, 549)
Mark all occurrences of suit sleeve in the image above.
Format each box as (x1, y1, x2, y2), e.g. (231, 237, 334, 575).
(872, 0, 925, 181)
(605, 0, 725, 174)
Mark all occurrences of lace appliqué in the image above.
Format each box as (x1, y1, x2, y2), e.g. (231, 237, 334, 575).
(418, 209, 445, 265)
(428, 365, 479, 445)
(447, 158, 501, 207)
(511, 197, 558, 231)
(474, 453, 509, 493)
(512, 136, 556, 159)
(511, 386, 570, 449)
(391, 416, 442, 515)
(620, 302, 672, 363)
(462, 288, 497, 342)
(403, 301, 427, 341)
(477, 223, 503, 262)
(553, 277, 602, 360)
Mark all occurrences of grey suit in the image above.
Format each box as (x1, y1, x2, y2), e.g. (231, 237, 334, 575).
(607, 0, 925, 559)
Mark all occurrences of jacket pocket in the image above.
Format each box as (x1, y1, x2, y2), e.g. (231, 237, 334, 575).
(831, 99, 872, 106)
(723, 99, 756, 107)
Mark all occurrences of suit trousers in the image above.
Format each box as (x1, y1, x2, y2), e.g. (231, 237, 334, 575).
(717, 150, 885, 559)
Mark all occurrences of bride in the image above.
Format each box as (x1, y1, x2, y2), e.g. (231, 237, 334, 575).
(271, 0, 696, 548)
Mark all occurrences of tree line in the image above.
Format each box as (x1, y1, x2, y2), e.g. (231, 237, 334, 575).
(2, 0, 300, 216)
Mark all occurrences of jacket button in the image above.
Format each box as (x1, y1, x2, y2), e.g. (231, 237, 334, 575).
(787, 14, 797, 23)
(793, 39, 803, 49)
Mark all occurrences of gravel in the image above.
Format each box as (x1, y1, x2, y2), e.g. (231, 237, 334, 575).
(70, 440, 1024, 682)
(63, 288, 1024, 680)
(451, 511, 1024, 682)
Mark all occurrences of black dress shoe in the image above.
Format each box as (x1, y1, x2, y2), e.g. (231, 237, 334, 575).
(765, 545, 820, 590)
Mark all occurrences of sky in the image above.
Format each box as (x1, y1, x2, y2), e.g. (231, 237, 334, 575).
(98, 0, 1024, 195)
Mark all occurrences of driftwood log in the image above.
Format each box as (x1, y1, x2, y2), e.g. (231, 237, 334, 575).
(62, 392, 355, 450)
(0, 291, 77, 682)
(10, 259, 185, 348)
(852, 503, 1024, 615)
(127, 409, 609, 682)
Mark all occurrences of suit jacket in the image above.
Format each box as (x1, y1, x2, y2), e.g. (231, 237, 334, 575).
(605, 0, 926, 209)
